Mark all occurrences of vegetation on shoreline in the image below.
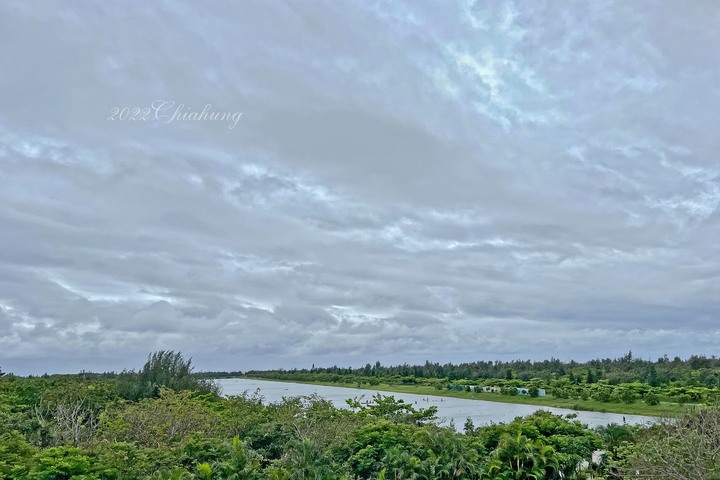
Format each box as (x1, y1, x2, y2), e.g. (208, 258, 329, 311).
(2, 351, 719, 479)
(244, 377, 684, 417)
(243, 352, 720, 417)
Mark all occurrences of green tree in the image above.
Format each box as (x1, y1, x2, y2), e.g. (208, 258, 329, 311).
(210, 436, 265, 480)
(272, 438, 342, 480)
(644, 391, 660, 406)
(147, 468, 194, 479)
(0, 431, 37, 478)
(463, 417, 475, 436)
(618, 407, 720, 479)
(414, 428, 481, 479)
(120, 351, 218, 400)
(26, 446, 96, 480)
(591, 384, 613, 403)
(595, 423, 636, 458)
(101, 388, 220, 448)
(487, 432, 557, 480)
(381, 445, 422, 480)
(347, 394, 437, 426)
(345, 420, 413, 478)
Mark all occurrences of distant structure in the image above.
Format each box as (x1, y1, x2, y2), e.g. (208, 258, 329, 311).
(447, 384, 546, 397)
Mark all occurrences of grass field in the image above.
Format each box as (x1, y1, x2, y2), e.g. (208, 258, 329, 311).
(248, 377, 690, 417)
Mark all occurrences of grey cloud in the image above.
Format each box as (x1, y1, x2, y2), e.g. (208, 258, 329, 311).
(1, 1, 719, 374)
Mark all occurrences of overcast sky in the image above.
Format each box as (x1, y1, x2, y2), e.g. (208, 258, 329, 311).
(1, 1, 719, 375)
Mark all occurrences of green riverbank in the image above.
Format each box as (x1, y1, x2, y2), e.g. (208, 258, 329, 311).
(245, 377, 689, 417)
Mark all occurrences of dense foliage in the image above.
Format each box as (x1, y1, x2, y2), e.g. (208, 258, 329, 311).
(1, 352, 717, 479)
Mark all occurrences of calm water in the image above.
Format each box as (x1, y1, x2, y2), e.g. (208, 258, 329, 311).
(214, 378, 656, 431)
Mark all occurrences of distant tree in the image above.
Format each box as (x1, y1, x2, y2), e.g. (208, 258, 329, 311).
(593, 385, 613, 403)
(118, 350, 219, 400)
(501, 386, 517, 396)
(644, 392, 660, 406)
(618, 388, 636, 404)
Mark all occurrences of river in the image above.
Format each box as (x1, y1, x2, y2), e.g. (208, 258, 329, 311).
(214, 378, 656, 431)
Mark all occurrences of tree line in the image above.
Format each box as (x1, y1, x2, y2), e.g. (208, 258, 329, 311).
(246, 351, 720, 387)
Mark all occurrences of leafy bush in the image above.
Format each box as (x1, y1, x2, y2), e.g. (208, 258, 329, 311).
(644, 392, 660, 406)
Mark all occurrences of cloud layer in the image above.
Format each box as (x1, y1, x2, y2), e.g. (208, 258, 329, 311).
(1, 1, 719, 374)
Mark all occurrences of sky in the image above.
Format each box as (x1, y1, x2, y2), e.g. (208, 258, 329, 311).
(1, 1, 720, 375)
